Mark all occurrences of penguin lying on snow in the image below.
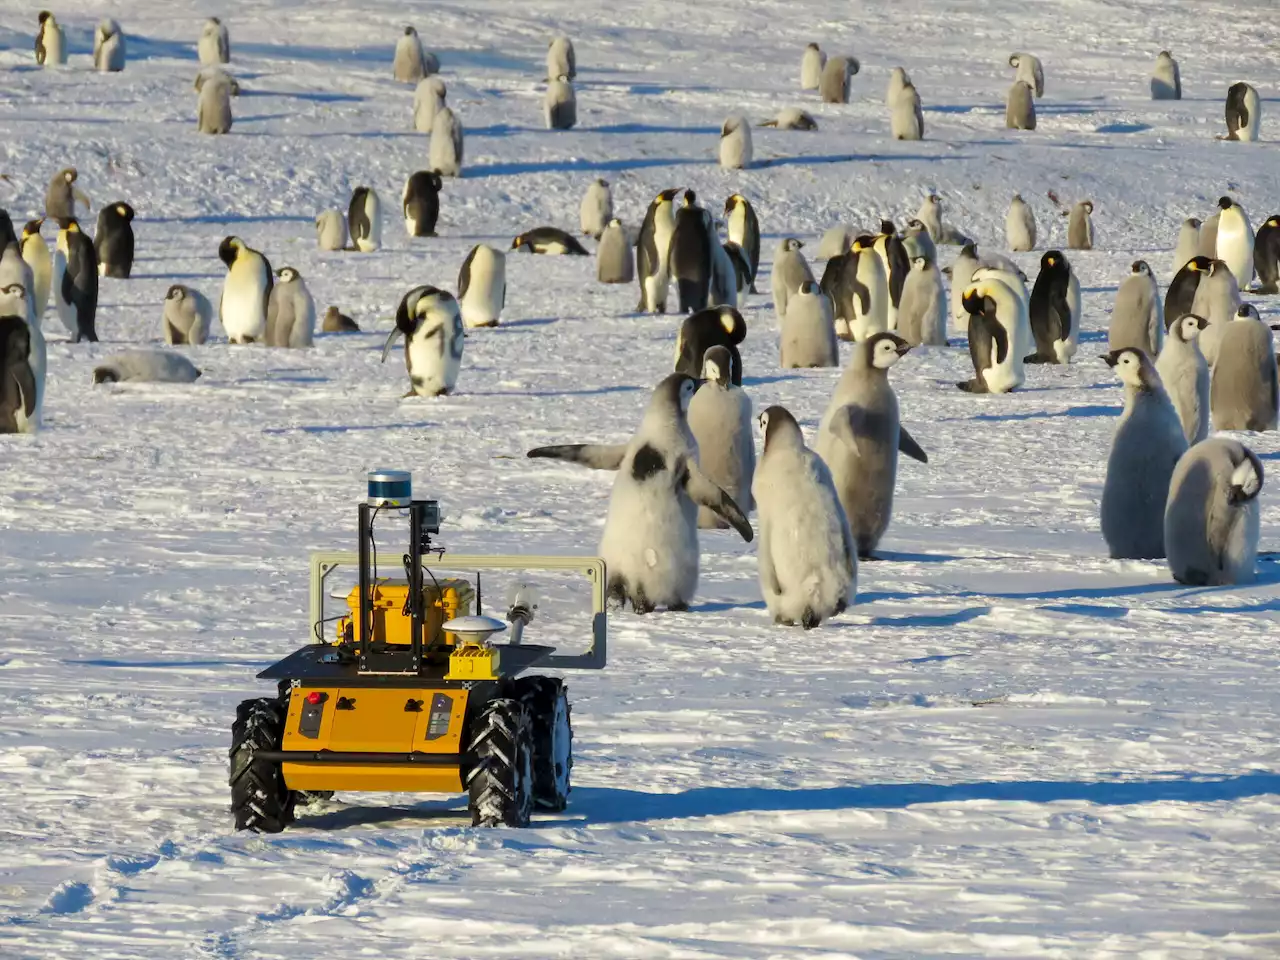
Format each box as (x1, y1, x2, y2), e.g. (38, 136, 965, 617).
(93, 350, 201, 384)
(760, 108, 817, 131)
(381, 286, 464, 397)
(322, 305, 359, 333)
(511, 227, 588, 255)
(1165, 438, 1263, 586)
(674, 306, 746, 385)
(526, 373, 752, 614)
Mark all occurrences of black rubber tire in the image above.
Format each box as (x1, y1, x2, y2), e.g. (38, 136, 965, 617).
(229, 697, 296, 833)
(466, 697, 534, 827)
(516, 677, 573, 811)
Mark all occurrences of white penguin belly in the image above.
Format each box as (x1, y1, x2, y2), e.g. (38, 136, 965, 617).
(222, 265, 267, 341)
(600, 476, 698, 605)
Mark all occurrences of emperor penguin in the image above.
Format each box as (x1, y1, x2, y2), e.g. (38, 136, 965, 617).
(20, 221, 51, 318)
(958, 277, 1028, 393)
(897, 255, 947, 347)
(1101, 348, 1188, 559)
(1210, 306, 1278, 431)
(35, 12, 67, 67)
(1165, 438, 1264, 586)
(510, 227, 589, 255)
(1009, 52, 1044, 96)
(95, 202, 135, 279)
(1198, 213, 1221, 259)
(92, 350, 200, 384)
(94, 19, 126, 72)
(781, 280, 837, 368)
(1165, 255, 1210, 326)
(1108, 260, 1163, 356)
(674, 306, 746, 385)
(971, 263, 1030, 308)
(1255, 215, 1280, 294)
(890, 82, 924, 140)
(635, 188, 681, 313)
(760, 107, 818, 131)
(547, 35, 576, 81)
(196, 70, 234, 134)
(322, 306, 359, 333)
(819, 56, 860, 104)
(821, 235, 888, 341)
(527, 373, 752, 613)
(873, 221, 911, 330)
(712, 240, 746, 309)
(1006, 81, 1036, 130)
(771, 237, 814, 323)
(669, 191, 714, 313)
(0, 246, 36, 323)
(688, 345, 754, 529)
(800, 43, 826, 90)
(198, 17, 230, 66)
(162, 284, 212, 345)
(1151, 51, 1181, 100)
(265, 267, 316, 348)
(816, 331, 928, 557)
(1068, 200, 1094, 250)
(719, 115, 752, 169)
(429, 107, 464, 178)
(218, 236, 272, 344)
(916, 194, 944, 243)
(45, 168, 89, 223)
(1191, 260, 1242, 365)
(724, 195, 761, 292)
(545, 76, 577, 130)
(1027, 251, 1079, 364)
(947, 242, 982, 332)
(315, 209, 348, 252)
(0, 309, 39, 434)
(347, 186, 382, 253)
(402, 171, 442, 238)
(886, 66, 911, 107)
(1224, 82, 1260, 142)
(902, 219, 935, 263)
(1006, 194, 1036, 252)
(818, 225, 855, 260)
(1156, 313, 1210, 446)
(381, 285, 465, 397)
(753, 405, 856, 629)
(54, 220, 98, 342)
(597, 219, 634, 284)
(393, 26, 430, 83)
(580, 178, 612, 240)
(1215, 196, 1253, 289)
(194, 66, 240, 98)
(413, 77, 447, 133)
(1172, 217, 1201, 275)
(458, 244, 506, 328)
(0, 278, 43, 427)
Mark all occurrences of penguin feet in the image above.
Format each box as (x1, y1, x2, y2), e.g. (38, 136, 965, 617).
(630, 585, 653, 615)
(858, 552, 882, 562)
(667, 601, 689, 612)
(956, 379, 988, 394)
(834, 599, 848, 616)
(800, 609, 820, 630)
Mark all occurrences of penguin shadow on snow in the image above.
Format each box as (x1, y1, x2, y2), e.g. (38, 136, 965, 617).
(240, 88, 365, 105)
(959, 404, 1123, 422)
(261, 421, 437, 436)
(865, 605, 991, 628)
(468, 155, 715, 178)
(147, 214, 314, 225)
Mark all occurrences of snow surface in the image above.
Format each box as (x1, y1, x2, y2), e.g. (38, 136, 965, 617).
(1, 0, 1279, 956)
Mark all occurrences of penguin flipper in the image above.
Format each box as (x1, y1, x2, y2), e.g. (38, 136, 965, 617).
(683, 461, 753, 542)
(898, 427, 928, 464)
(526, 443, 626, 470)
(457, 246, 476, 299)
(829, 403, 879, 456)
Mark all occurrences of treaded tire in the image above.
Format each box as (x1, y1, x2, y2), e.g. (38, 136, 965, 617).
(466, 697, 534, 827)
(229, 697, 296, 833)
(515, 676, 572, 811)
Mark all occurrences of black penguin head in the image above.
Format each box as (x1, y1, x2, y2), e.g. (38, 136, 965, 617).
(276, 266, 300, 282)
(805, 42, 819, 51)
(682, 190, 697, 208)
(654, 372, 698, 417)
(1082, 200, 1094, 214)
(1218, 196, 1234, 211)
(961, 284, 991, 316)
(1008, 53, 1020, 67)
(1040, 250, 1066, 273)
(723, 194, 743, 214)
(959, 241, 977, 258)
(782, 237, 803, 252)
(656, 188, 681, 203)
(1158, 50, 1172, 58)
(165, 284, 186, 301)
(911, 256, 929, 270)
(1183, 255, 1212, 274)
(21, 219, 43, 239)
(92, 366, 120, 384)
(851, 234, 876, 253)
(701, 345, 733, 387)
(510, 234, 528, 251)
(61, 218, 80, 234)
(1188, 217, 1202, 228)
(717, 307, 746, 343)
(866, 331, 913, 369)
(218, 236, 241, 266)
(1172, 314, 1207, 342)
(1237, 304, 1260, 321)
(403, 25, 416, 36)
(112, 202, 134, 222)
(878, 219, 896, 236)
(1269, 217, 1280, 228)
(798, 280, 818, 295)
(61, 168, 77, 183)
(38, 11, 52, 24)
(0, 282, 26, 301)
(759, 405, 801, 452)
(1104, 348, 1153, 389)
(1131, 260, 1150, 275)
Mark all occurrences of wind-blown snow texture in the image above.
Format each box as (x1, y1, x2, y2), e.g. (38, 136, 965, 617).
(1, 1, 1279, 956)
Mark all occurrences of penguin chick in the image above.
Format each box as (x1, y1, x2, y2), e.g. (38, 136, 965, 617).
(1006, 194, 1036, 252)
(759, 108, 817, 131)
(897, 255, 947, 347)
(198, 16, 230, 66)
(781, 280, 837, 368)
(196, 70, 234, 134)
(800, 43, 826, 90)
(819, 56, 859, 104)
(1006, 81, 1036, 130)
(688, 345, 754, 529)
(315, 209, 348, 252)
(322, 305, 360, 333)
(458, 243, 506, 328)
(597, 218, 634, 284)
(580, 178, 612, 239)
(1210, 305, 1278, 431)
(93, 349, 201, 384)
(545, 75, 576, 130)
(1151, 51, 1180, 100)
(162, 284, 212, 345)
(1172, 217, 1201, 276)
(265, 267, 316, 348)
(719, 114, 753, 169)
(429, 107, 464, 177)
(45, 168, 89, 222)
(413, 76, 447, 133)
(1156, 313, 1209, 446)
(547, 35, 576, 81)
(771, 237, 814, 323)
(94, 18, 125, 72)
(1068, 200, 1094, 250)
(1165, 438, 1263, 586)
(1108, 260, 1163, 356)
(393, 25, 429, 83)
(889, 81, 924, 140)
(1009, 52, 1044, 96)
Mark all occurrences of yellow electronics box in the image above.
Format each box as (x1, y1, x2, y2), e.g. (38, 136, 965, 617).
(336, 579, 474, 649)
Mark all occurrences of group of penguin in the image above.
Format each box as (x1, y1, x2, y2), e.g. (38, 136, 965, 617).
(8, 16, 1275, 624)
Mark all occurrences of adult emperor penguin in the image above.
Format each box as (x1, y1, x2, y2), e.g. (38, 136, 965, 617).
(898, 254, 947, 346)
(162, 284, 212, 345)
(772, 237, 814, 323)
(95, 202, 135, 278)
(781, 280, 837, 368)
(413, 77, 447, 133)
(635, 188, 681, 313)
(45, 168, 88, 222)
(753, 405, 856, 628)
(0, 306, 39, 434)
(597, 219, 633, 284)
(94, 19, 125, 72)
(0, 277, 44, 427)
(1151, 51, 1180, 100)
(92, 350, 201, 384)
(511, 227, 589, 255)
(821, 234, 888, 341)
(265, 267, 316, 348)
(545, 75, 577, 130)
(1108, 260, 1163, 356)
(0, 245, 35, 319)
(674, 306, 746, 384)
(1210, 305, 1278, 431)
(816, 331, 927, 557)
(20, 221, 50, 318)
(315, 209, 347, 251)
(54, 220, 98, 342)
(1009, 52, 1044, 96)
(402, 171, 442, 238)
(579, 178, 612, 240)
(1192, 260, 1242, 365)
(1172, 217, 1201, 276)
(958, 277, 1028, 393)
(886, 66, 911, 107)
(688, 346, 754, 528)
(719, 115, 752, 169)
(1006, 194, 1036, 252)
(800, 43, 826, 90)
(198, 17, 230, 66)
(527, 373, 753, 613)
(1223, 82, 1260, 142)
(1027, 251, 1079, 363)
(393, 26, 430, 83)
(347, 186, 382, 253)
(1255, 215, 1280, 294)
(1156, 313, 1209, 445)
(429, 107, 464, 178)
(723, 195, 760, 292)
(322, 306, 359, 333)
(873, 221, 911, 330)
(760, 107, 818, 131)
(1006, 81, 1036, 130)
(1165, 255, 1210, 326)
(669, 191, 714, 313)
(1215, 196, 1253, 289)
(819, 56, 859, 104)
(218, 236, 272, 344)
(1165, 438, 1264, 586)
(35, 11, 66, 67)
(1068, 200, 1094, 250)
(1101, 348, 1187, 559)
(458, 243, 506, 328)
(381, 285, 465, 397)
(547, 35, 576, 81)
(890, 81, 924, 140)
(196, 69, 233, 134)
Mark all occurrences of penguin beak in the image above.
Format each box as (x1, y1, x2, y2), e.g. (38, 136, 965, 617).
(380, 327, 403, 363)
(1102, 352, 1120, 367)
(895, 343, 913, 357)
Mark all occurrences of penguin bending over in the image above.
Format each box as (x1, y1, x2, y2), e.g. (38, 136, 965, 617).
(218, 236, 272, 344)
(403, 171, 442, 238)
(668, 191, 714, 312)
(1223, 82, 1260, 142)
(897, 254, 947, 347)
(781, 281, 837, 368)
(688, 346, 754, 528)
(547, 35, 576, 81)
(674, 306, 746, 384)
(719, 115, 752, 168)
(54, 220, 98, 342)
(724, 195, 760, 292)
(754, 405, 856, 628)
(1108, 260, 1163, 356)
(527, 373, 753, 613)
(198, 17, 230, 66)
(381, 286, 464, 397)
(315, 210, 347, 252)
(94, 19, 125, 72)
(162, 284, 212, 345)
(45, 168, 89, 222)
(1172, 218, 1201, 276)
(1068, 201, 1094, 250)
(20, 221, 51, 317)
(511, 227, 589, 255)
(196, 70, 234, 134)
(414, 77, 447, 133)
(322, 306, 359, 333)
(635, 188, 681, 313)
(1165, 438, 1263, 586)
(429, 107, 464, 178)
(761, 108, 818, 131)
(1156, 313, 1209, 446)
(800, 43, 825, 90)
(1006, 194, 1036, 252)
(1215, 196, 1253, 289)
(35, 12, 67, 67)
(958, 277, 1027, 394)
(772, 237, 814, 323)
(0, 310, 39, 434)
(458, 244, 506, 328)
(818, 225, 855, 260)
(580, 179, 612, 240)
(1255, 216, 1280, 294)
(347, 187, 382, 253)
(819, 56, 860, 104)
(93, 350, 200, 384)
(1100, 349, 1188, 559)
(597, 219, 634, 284)
(1006, 81, 1036, 130)
(265, 267, 316, 348)
(1151, 51, 1180, 100)
(1027, 250, 1079, 363)
(545, 76, 577, 130)
(95, 202, 135, 278)
(1009, 53, 1044, 96)
(1210, 305, 1278, 431)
